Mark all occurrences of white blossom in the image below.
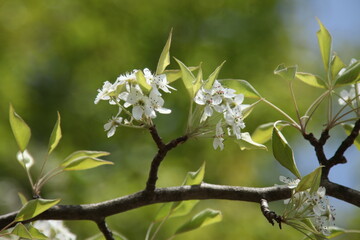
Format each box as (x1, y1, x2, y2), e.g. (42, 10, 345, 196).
(104, 116, 123, 138)
(34, 220, 76, 240)
(213, 120, 224, 150)
(279, 176, 300, 189)
(16, 150, 34, 169)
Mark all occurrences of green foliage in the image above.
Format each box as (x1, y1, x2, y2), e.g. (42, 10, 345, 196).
(295, 72, 326, 89)
(316, 18, 332, 73)
(15, 198, 61, 222)
(272, 122, 301, 179)
(295, 167, 322, 193)
(156, 29, 172, 75)
(9, 104, 31, 152)
(219, 79, 261, 99)
(11, 223, 48, 240)
(61, 150, 112, 171)
(235, 132, 267, 151)
(175, 58, 197, 98)
(48, 112, 62, 155)
(274, 64, 297, 82)
(204, 61, 226, 90)
(174, 209, 222, 235)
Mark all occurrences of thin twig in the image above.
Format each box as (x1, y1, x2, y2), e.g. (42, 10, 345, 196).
(260, 199, 283, 229)
(95, 218, 114, 240)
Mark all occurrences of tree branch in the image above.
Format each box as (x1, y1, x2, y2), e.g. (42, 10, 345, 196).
(95, 219, 114, 240)
(146, 126, 188, 191)
(260, 199, 282, 229)
(1, 181, 359, 230)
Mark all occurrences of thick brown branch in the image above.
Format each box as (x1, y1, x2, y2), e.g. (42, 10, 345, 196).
(146, 127, 188, 191)
(0, 183, 291, 229)
(1, 181, 358, 230)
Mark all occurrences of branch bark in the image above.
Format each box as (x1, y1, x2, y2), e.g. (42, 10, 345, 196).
(1, 181, 359, 230)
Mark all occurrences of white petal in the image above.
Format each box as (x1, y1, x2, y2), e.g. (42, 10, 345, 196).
(132, 106, 143, 120)
(156, 107, 171, 114)
(107, 126, 116, 138)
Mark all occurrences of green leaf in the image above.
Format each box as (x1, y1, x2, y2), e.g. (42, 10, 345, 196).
(204, 61, 226, 90)
(342, 123, 360, 150)
(163, 67, 199, 83)
(48, 112, 62, 154)
(15, 198, 60, 222)
(18, 192, 28, 205)
(295, 167, 322, 193)
(175, 209, 222, 235)
(295, 72, 327, 88)
(183, 162, 206, 185)
(63, 157, 113, 171)
(252, 122, 286, 144)
(327, 226, 360, 238)
(193, 63, 203, 95)
(316, 18, 332, 72)
(9, 104, 31, 152)
(156, 29, 172, 75)
(61, 150, 110, 167)
(174, 58, 196, 97)
(272, 122, 301, 179)
(274, 64, 297, 81)
(335, 61, 360, 87)
(235, 132, 267, 151)
(136, 70, 152, 91)
(330, 54, 346, 80)
(219, 79, 261, 99)
(155, 200, 200, 221)
(27, 224, 48, 239)
(11, 223, 33, 239)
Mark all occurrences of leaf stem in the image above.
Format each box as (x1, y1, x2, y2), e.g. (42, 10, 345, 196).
(261, 98, 301, 130)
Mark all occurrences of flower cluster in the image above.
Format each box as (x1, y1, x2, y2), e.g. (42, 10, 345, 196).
(194, 80, 246, 150)
(280, 176, 336, 237)
(95, 68, 175, 137)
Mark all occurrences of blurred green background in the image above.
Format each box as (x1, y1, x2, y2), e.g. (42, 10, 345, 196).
(0, 0, 359, 239)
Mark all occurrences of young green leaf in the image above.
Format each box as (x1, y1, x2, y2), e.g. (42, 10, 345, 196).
(330, 54, 346, 80)
(193, 63, 203, 95)
(183, 161, 206, 185)
(235, 132, 267, 151)
(11, 223, 33, 239)
(156, 29, 172, 75)
(61, 150, 110, 167)
(295, 72, 327, 88)
(342, 123, 360, 150)
(251, 122, 286, 144)
(204, 61, 226, 90)
(163, 67, 199, 83)
(326, 226, 360, 239)
(135, 70, 152, 91)
(219, 79, 261, 99)
(174, 58, 196, 97)
(63, 157, 113, 171)
(27, 224, 48, 239)
(9, 104, 31, 152)
(155, 200, 200, 221)
(316, 18, 332, 72)
(274, 64, 297, 82)
(174, 209, 222, 235)
(334, 61, 360, 87)
(48, 112, 62, 154)
(15, 198, 61, 222)
(295, 166, 322, 193)
(272, 122, 301, 179)
(18, 192, 28, 205)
